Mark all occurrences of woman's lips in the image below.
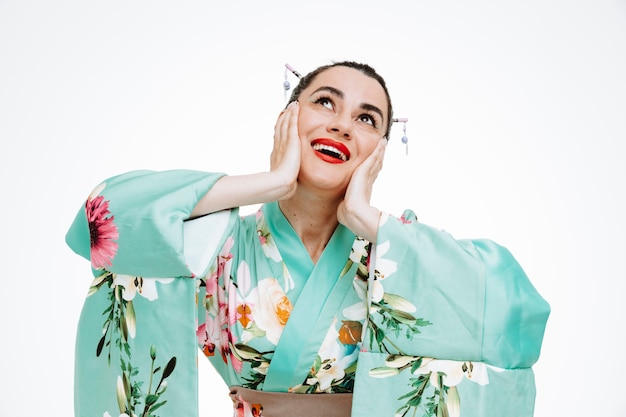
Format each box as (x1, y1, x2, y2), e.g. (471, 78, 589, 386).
(311, 138, 350, 164)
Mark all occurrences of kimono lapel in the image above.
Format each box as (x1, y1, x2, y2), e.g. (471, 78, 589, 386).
(259, 202, 360, 392)
(258, 202, 313, 302)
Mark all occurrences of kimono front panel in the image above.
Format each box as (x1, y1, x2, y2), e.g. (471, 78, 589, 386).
(192, 201, 369, 395)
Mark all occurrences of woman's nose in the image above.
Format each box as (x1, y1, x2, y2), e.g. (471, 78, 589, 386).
(327, 112, 352, 139)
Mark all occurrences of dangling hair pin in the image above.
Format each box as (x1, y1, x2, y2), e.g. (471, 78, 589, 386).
(392, 118, 409, 155)
(285, 63, 302, 79)
(283, 63, 301, 100)
(283, 67, 290, 99)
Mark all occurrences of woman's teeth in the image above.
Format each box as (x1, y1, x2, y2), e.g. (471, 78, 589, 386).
(312, 143, 348, 161)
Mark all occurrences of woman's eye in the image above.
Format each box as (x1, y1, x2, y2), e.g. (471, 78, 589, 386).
(359, 114, 376, 127)
(315, 97, 333, 109)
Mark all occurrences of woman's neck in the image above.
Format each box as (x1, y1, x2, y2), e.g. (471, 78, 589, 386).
(278, 189, 342, 264)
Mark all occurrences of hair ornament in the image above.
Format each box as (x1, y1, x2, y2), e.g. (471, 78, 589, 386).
(283, 67, 291, 98)
(285, 63, 302, 79)
(283, 63, 301, 100)
(392, 118, 409, 155)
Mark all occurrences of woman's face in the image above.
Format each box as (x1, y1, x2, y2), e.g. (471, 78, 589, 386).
(295, 66, 389, 195)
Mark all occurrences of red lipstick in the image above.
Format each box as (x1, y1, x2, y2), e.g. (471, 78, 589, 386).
(310, 138, 351, 164)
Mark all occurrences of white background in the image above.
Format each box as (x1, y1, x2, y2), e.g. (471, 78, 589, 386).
(1, 1, 625, 415)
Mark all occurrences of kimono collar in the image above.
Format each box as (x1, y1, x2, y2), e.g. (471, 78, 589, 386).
(261, 201, 355, 283)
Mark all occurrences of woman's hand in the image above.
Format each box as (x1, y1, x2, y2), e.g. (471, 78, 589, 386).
(337, 137, 387, 242)
(190, 102, 301, 218)
(270, 101, 301, 200)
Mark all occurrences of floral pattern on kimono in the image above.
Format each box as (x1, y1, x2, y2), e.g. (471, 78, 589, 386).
(78, 182, 180, 417)
(67, 170, 550, 417)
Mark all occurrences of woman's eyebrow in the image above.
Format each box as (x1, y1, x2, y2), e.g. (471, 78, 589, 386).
(361, 103, 384, 122)
(311, 85, 385, 123)
(311, 86, 344, 98)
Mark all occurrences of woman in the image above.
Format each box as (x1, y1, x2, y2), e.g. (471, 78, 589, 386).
(67, 61, 550, 417)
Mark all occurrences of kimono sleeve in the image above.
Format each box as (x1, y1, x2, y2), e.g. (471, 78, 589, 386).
(351, 210, 550, 417)
(67, 170, 244, 417)
(370, 210, 550, 368)
(65, 169, 239, 278)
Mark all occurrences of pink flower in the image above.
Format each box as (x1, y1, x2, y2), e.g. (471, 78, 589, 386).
(212, 237, 234, 281)
(399, 214, 413, 224)
(197, 322, 216, 357)
(85, 185, 119, 269)
(220, 326, 243, 373)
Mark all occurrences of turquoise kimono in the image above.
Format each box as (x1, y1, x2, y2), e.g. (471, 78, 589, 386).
(66, 170, 550, 417)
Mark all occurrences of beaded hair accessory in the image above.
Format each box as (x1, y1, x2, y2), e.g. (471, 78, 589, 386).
(284, 63, 409, 154)
(392, 118, 409, 155)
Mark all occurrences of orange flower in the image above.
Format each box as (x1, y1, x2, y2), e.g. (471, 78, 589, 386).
(338, 320, 362, 345)
(275, 296, 292, 326)
(237, 304, 253, 328)
(251, 404, 263, 417)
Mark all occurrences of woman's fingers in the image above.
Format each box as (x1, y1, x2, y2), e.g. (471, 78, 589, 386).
(337, 138, 387, 242)
(271, 101, 299, 170)
(287, 101, 299, 148)
(268, 102, 300, 199)
(357, 137, 387, 183)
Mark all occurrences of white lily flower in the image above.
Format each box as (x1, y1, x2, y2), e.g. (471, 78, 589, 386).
(375, 241, 397, 280)
(89, 182, 106, 199)
(446, 385, 461, 417)
(384, 355, 418, 368)
(257, 214, 283, 263)
(343, 302, 367, 321)
(383, 293, 416, 313)
(282, 263, 295, 292)
(112, 275, 174, 301)
(343, 279, 381, 320)
(370, 279, 385, 303)
(349, 238, 369, 263)
(369, 366, 401, 378)
(412, 358, 503, 387)
(308, 320, 359, 391)
(115, 376, 127, 415)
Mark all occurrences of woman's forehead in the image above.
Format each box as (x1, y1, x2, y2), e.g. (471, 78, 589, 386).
(305, 66, 388, 109)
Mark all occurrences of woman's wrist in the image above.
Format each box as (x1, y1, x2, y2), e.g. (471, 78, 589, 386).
(338, 202, 380, 242)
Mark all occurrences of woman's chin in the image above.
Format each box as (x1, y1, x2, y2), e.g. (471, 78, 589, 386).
(298, 175, 348, 198)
